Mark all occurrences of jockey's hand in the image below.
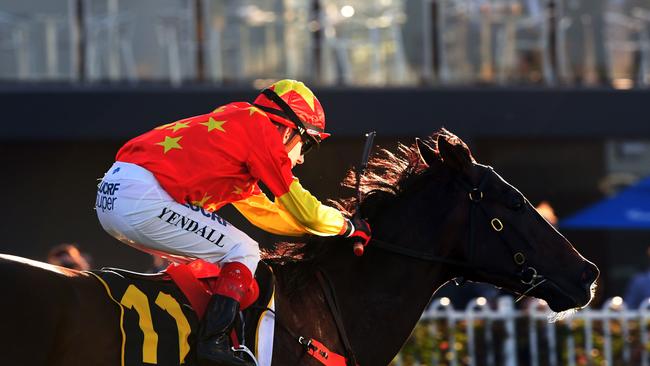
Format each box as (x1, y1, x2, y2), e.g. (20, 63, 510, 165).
(345, 215, 371, 246)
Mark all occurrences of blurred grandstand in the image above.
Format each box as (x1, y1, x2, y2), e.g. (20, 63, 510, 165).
(2, 0, 650, 86)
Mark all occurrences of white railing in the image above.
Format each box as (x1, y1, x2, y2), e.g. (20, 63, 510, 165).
(394, 296, 650, 366)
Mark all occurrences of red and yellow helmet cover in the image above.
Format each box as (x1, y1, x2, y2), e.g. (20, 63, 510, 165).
(253, 79, 330, 139)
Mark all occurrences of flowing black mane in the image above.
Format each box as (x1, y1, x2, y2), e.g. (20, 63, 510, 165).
(262, 129, 472, 293)
(345, 128, 471, 210)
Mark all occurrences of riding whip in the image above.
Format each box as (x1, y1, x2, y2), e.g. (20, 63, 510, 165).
(353, 131, 376, 256)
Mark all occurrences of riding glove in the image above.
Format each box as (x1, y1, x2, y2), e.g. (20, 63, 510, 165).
(344, 215, 372, 246)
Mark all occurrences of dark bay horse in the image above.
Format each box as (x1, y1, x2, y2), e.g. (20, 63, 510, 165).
(0, 130, 598, 366)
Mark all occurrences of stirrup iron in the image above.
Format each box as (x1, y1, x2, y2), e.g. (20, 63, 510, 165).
(230, 345, 259, 366)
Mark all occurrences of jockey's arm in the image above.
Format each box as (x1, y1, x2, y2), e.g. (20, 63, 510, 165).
(232, 182, 348, 237)
(244, 116, 351, 237)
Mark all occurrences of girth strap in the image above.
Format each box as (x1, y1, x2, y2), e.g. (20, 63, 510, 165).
(254, 269, 359, 365)
(316, 269, 359, 366)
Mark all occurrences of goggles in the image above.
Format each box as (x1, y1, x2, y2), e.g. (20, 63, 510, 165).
(254, 88, 322, 156)
(300, 133, 321, 155)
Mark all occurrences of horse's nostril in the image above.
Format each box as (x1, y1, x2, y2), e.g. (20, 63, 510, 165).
(581, 263, 599, 285)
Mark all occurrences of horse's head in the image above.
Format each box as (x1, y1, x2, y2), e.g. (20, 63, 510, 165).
(413, 132, 598, 313)
(265, 130, 600, 366)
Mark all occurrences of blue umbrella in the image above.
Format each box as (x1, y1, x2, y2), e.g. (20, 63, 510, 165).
(561, 176, 650, 229)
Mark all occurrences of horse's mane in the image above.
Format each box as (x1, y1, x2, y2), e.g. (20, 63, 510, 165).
(262, 129, 472, 294)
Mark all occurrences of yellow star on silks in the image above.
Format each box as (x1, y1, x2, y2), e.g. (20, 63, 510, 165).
(205, 202, 220, 212)
(200, 117, 226, 132)
(166, 121, 191, 133)
(191, 193, 212, 207)
(248, 106, 266, 117)
(212, 106, 227, 114)
(155, 136, 183, 154)
(272, 79, 316, 111)
(232, 185, 244, 195)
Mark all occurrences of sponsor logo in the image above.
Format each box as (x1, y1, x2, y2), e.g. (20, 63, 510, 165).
(157, 207, 226, 247)
(96, 181, 121, 212)
(182, 202, 228, 227)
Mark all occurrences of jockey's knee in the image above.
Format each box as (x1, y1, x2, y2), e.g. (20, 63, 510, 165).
(222, 238, 260, 274)
(241, 243, 261, 274)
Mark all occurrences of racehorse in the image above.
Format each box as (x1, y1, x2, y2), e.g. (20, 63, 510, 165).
(0, 130, 598, 366)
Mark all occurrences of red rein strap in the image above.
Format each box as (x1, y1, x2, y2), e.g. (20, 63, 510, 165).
(300, 337, 351, 366)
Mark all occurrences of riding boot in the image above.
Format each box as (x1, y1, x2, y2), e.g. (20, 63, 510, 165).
(197, 262, 255, 366)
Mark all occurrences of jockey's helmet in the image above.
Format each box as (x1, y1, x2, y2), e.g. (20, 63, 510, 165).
(253, 80, 330, 153)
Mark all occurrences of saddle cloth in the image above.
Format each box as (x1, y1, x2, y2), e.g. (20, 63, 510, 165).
(89, 261, 276, 366)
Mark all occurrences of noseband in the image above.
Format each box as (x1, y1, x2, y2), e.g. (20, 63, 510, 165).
(369, 165, 547, 302)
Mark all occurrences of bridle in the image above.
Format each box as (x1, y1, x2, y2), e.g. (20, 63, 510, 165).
(367, 164, 548, 302)
(270, 163, 552, 366)
(306, 164, 549, 366)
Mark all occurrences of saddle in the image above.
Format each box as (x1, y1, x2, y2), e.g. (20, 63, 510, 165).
(92, 260, 275, 366)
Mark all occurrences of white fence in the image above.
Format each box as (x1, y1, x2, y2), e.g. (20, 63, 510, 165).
(394, 296, 650, 366)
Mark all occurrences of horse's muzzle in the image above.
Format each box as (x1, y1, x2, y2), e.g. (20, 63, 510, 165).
(581, 261, 600, 289)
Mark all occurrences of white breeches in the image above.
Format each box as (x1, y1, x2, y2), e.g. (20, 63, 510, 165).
(96, 161, 260, 273)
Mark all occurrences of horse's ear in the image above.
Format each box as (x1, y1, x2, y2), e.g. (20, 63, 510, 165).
(416, 138, 438, 167)
(438, 135, 472, 172)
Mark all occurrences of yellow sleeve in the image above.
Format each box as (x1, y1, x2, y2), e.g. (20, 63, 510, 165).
(232, 190, 311, 236)
(275, 178, 347, 236)
(232, 180, 347, 237)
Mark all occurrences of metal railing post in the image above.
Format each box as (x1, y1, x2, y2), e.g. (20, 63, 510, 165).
(498, 296, 517, 366)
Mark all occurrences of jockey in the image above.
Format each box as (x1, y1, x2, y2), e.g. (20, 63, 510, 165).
(95, 79, 372, 366)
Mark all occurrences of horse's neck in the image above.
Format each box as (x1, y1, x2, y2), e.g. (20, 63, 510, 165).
(270, 171, 460, 364)
(317, 249, 452, 365)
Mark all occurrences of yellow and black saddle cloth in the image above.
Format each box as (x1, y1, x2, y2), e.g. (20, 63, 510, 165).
(89, 262, 274, 366)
